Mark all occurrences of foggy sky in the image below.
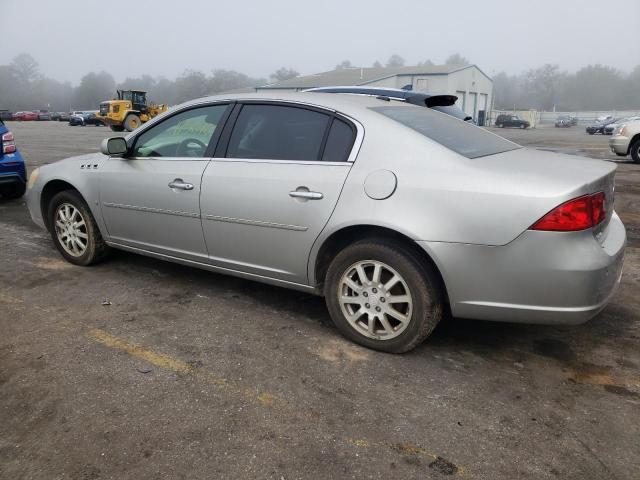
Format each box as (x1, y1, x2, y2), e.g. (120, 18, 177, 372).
(3, 0, 639, 84)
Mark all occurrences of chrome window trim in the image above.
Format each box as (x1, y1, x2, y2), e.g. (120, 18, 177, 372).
(120, 157, 212, 162)
(209, 158, 352, 166)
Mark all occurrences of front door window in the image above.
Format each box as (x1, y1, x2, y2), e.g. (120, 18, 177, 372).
(132, 105, 228, 158)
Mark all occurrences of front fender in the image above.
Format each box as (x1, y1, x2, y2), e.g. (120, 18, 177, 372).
(28, 154, 110, 239)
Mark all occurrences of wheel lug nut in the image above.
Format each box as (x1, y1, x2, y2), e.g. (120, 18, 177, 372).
(363, 292, 368, 297)
(365, 303, 370, 308)
(372, 288, 377, 293)
(375, 306, 381, 312)
(380, 298, 385, 303)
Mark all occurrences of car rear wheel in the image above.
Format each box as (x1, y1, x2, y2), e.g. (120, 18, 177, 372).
(0, 182, 26, 199)
(124, 114, 141, 132)
(47, 190, 109, 266)
(631, 139, 640, 164)
(324, 239, 444, 353)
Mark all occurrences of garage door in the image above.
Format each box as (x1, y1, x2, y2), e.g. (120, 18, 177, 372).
(467, 92, 477, 119)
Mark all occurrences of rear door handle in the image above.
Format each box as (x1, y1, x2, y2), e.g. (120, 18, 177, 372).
(289, 191, 323, 200)
(168, 178, 194, 191)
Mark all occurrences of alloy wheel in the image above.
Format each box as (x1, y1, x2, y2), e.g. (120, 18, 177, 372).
(338, 260, 413, 340)
(54, 203, 88, 257)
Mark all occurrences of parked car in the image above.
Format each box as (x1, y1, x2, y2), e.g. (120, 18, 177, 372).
(495, 114, 530, 128)
(83, 112, 105, 126)
(609, 119, 640, 162)
(13, 111, 38, 121)
(586, 118, 620, 135)
(37, 110, 51, 121)
(0, 117, 27, 199)
(305, 86, 474, 122)
(58, 112, 70, 122)
(604, 116, 640, 135)
(25, 93, 626, 353)
(555, 115, 574, 128)
(68, 113, 85, 126)
(69, 112, 104, 126)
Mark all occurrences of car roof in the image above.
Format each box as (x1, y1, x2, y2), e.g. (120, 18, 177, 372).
(181, 91, 420, 118)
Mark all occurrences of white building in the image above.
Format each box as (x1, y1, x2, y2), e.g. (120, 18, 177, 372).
(256, 64, 493, 122)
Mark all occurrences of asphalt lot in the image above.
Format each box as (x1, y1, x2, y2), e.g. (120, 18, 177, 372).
(1, 121, 639, 479)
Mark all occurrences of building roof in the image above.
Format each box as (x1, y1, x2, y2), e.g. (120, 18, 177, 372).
(258, 64, 483, 90)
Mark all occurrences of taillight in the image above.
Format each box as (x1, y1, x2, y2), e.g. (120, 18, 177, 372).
(530, 192, 606, 231)
(2, 132, 16, 154)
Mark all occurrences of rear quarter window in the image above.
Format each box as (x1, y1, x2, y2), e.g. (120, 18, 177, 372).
(371, 106, 520, 159)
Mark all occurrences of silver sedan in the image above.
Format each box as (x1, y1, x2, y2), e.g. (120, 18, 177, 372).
(25, 92, 626, 353)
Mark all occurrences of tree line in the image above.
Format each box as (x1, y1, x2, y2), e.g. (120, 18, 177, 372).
(1, 53, 638, 113)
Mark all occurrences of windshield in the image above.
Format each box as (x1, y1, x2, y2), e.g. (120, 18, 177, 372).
(371, 106, 520, 159)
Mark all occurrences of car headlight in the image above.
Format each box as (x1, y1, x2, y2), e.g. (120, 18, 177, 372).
(27, 167, 39, 189)
(618, 125, 627, 136)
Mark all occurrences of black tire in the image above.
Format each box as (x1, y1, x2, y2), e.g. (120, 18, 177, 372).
(109, 124, 125, 132)
(631, 139, 640, 164)
(47, 190, 109, 266)
(0, 182, 26, 199)
(324, 239, 444, 353)
(124, 114, 141, 132)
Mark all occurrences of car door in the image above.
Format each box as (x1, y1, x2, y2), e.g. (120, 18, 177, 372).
(99, 103, 231, 262)
(200, 102, 358, 285)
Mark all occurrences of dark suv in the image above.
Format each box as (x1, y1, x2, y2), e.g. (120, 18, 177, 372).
(495, 114, 530, 129)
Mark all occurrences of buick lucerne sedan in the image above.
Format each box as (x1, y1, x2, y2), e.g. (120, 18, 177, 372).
(26, 93, 626, 353)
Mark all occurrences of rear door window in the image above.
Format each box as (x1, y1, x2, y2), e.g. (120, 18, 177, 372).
(371, 106, 520, 159)
(322, 118, 355, 162)
(227, 104, 330, 161)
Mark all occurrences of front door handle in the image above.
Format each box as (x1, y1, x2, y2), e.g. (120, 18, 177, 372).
(289, 190, 323, 200)
(168, 178, 194, 191)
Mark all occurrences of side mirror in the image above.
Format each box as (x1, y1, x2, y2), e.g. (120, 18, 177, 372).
(101, 137, 128, 157)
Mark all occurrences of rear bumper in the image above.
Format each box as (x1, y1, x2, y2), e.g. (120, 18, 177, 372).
(609, 135, 629, 155)
(419, 212, 626, 324)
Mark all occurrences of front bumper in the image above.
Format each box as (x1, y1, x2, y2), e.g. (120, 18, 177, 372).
(420, 212, 626, 324)
(609, 135, 629, 155)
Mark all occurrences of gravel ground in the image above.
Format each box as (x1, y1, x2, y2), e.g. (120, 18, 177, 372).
(1, 121, 638, 480)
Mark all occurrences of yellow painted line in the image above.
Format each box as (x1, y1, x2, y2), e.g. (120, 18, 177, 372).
(88, 328, 276, 404)
(89, 328, 195, 374)
(88, 328, 467, 475)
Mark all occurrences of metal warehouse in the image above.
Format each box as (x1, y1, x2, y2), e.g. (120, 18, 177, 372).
(256, 64, 493, 123)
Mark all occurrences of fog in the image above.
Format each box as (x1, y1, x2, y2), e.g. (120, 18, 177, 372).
(2, 0, 639, 84)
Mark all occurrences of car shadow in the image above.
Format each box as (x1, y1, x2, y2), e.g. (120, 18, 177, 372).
(104, 249, 635, 369)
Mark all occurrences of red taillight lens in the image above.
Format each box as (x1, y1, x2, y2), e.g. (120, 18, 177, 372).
(530, 192, 606, 231)
(591, 191, 605, 225)
(2, 132, 16, 154)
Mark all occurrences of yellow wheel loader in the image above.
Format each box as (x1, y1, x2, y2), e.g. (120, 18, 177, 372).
(98, 90, 167, 132)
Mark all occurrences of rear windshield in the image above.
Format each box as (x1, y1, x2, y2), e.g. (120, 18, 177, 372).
(370, 106, 520, 159)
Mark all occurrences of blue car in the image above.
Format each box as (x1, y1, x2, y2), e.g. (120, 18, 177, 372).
(0, 118, 27, 199)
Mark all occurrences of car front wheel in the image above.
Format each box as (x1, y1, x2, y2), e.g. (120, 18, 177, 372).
(324, 239, 444, 353)
(47, 190, 109, 266)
